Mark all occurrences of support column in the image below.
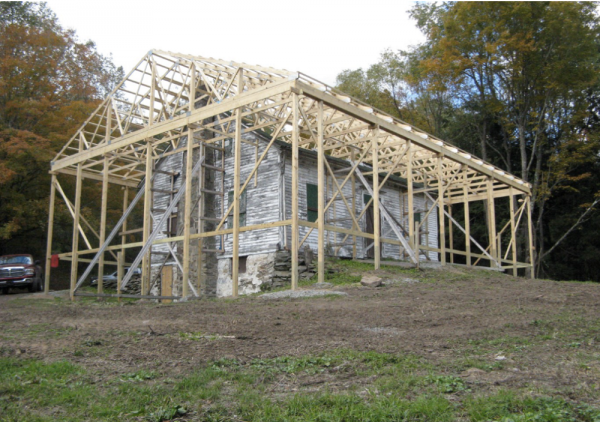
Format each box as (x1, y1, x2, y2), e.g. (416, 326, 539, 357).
(197, 141, 205, 293)
(231, 107, 242, 297)
(437, 154, 446, 265)
(526, 195, 535, 279)
(291, 93, 299, 290)
(117, 251, 124, 298)
(351, 149, 357, 260)
(44, 174, 57, 293)
(487, 176, 497, 268)
(317, 101, 325, 284)
(119, 187, 128, 297)
(414, 221, 420, 269)
(141, 144, 153, 295)
(509, 188, 517, 276)
(372, 128, 380, 269)
(462, 167, 471, 266)
(182, 128, 194, 297)
(97, 156, 109, 295)
(407, 141, 414, 255)
(69, 163, 83, 300)
(448, 204, 454, 264)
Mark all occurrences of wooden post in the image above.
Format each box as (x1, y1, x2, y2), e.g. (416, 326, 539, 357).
(69, 163, 83, 300)
(448, 204, 454, 264)
(291, 92, 299, 290)
(97, 156, 109, 295)
(407, 141, 414, 254)
(44, 174, 57, 293)
(119, 187, 128, 297)
(117, 251, 124, 297)
(372, 128, 380, 269)
(197, 141, 204, 293)
(414, 221, 420, 269)
(526, 195, 535, 279)
(317, 101, 325, 284)
(231, 106, 242, 298)
(509, 188, 518, 276)
(487, 176, 497, 268)
(437, 154, 446, 265)
(182, 128, 194, 297)
(351, 149, 357, 260)
(142, 56, 155, 295)
(462, 167, 471, 266)
(141, 144, 153, 295)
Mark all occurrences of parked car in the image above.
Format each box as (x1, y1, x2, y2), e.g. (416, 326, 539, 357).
(0, 254, 43, 294)
(90, 267, 142, 287)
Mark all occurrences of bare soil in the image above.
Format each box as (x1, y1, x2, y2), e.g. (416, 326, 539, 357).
(1, 265, 599, 405)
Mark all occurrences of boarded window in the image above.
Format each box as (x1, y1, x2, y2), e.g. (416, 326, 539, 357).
(230, 256, 247, 274)
(306, 183, 318, 222)
(168, 214, 178, 236)
(227, 190, 247, 227)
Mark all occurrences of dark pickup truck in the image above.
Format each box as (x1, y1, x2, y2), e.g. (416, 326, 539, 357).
(0, 254, 43, 294)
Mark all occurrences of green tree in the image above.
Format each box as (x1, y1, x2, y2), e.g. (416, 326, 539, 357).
(335, 1, 600, 279)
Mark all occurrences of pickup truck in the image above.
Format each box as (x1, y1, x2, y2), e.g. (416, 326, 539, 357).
(0, 254, 43, 294)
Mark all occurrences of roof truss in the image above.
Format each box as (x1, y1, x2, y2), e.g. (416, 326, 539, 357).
(51, 50, 530, 198)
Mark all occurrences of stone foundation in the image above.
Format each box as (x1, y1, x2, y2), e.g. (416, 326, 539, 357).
(216, 252, 277, 296)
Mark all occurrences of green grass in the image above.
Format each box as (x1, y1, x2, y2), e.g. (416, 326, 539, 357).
(2, 350, 599, 421)
(298, 258, 425, 287)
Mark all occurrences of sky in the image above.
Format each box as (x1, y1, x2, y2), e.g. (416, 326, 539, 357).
(45, 0, 425, 85)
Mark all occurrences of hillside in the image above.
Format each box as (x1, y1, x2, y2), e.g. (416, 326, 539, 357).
(1, 261, 599, 421)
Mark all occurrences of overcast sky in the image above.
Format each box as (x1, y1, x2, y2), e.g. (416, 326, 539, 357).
(46, 0, 425, 85)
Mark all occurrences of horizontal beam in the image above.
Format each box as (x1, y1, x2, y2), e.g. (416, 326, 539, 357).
(54, 168, 140, 188)
(445, 188, 520, 204)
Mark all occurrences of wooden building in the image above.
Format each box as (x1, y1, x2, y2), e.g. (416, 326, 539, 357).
(44, 51, 534, 300)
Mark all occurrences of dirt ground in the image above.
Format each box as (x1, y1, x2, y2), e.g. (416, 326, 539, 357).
(1, 265, 599, 406)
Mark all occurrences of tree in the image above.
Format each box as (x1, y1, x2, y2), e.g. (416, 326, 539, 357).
(0, 2, 124, 258)
(335, 1, 600, 279)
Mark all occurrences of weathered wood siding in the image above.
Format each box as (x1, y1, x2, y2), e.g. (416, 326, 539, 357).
(214, 133, 283, 257)
(150, 134, 440, 271)
(281, 149, 439, 261)
(150, 149, 184, 264)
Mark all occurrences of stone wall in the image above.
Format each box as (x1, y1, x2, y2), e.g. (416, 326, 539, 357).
(216, 252, 276, 296)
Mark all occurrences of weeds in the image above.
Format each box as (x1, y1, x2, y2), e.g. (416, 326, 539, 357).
(1, 350, 599, 421)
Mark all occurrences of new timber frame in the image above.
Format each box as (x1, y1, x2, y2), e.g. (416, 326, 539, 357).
(45, 50, 534, 300)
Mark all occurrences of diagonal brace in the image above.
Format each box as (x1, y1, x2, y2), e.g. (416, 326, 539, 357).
(119, 156, 204, 294)
(353, 168, 418, 264)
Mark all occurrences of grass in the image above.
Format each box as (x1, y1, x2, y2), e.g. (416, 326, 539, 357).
(1, 349, 599, 421)
(3, 261, 600, 421)
(297, 258, 426, 288)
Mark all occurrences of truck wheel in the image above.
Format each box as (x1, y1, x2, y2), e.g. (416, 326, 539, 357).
(1, 287, 8, 295)
(28, 282, 36, 293)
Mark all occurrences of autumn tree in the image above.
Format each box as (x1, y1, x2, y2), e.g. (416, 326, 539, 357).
(0, 2, 123, 259)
